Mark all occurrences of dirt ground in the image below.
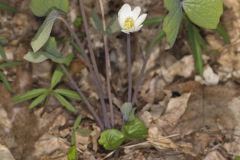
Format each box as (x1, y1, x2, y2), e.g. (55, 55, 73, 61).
(1, 0, 240, 160)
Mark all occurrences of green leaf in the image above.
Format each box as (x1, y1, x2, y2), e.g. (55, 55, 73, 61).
(29, 92, 48, 109)
(43, 37, 74, 64)
(0, 46, 6, 59)
(54, 88, 81, 100)
(235, 156, 240, 160)
(122, 117, 148, 140)
(63, 54, 74, 66)
(106, 15, 120, 34)
(51, 67, 64, 89)
(67, 145, 77, 160)
(13, 88, 48, 103)
(163, 0, 183, 47)
(54, 93, 77, 113)
(98, 129, 125, 150)
(0, 71, 11, 91)
(0, 61, 21, 70)
(187, 22, 204, 75)
(90, 11, 103, 32)
(24, 51, 48, 63)
(73, 115, 82, 131)
(0, 2, 17, 13)
(73, 16, 83, 29)
(30, 0, 69, 17)
(215, 23, 230, 44)
(144, 16, 164, 26)
(54, 89, 81, 100)
(146, 30, 165, 53)
(120, 102, 135, 122)
(31, 10, 59, 52)
(182, 0, 223, 29)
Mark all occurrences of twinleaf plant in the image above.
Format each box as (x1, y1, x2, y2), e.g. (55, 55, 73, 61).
(13, 67, 80, 112)
(163, 0, 224, 75)
(13, 0, 229, 153)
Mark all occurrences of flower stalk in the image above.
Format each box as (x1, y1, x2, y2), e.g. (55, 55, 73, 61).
(127, 34, 132, 102)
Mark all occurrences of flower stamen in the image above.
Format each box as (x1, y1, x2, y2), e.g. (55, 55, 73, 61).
(124, 17, 134, 30)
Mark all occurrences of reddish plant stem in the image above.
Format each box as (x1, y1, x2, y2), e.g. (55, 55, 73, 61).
(127, 34, 132, 102)
(79, 0, 110, 129)
(60, 65, 104, 130)
(59, 17, 109, 129)
(98, 0, 114, 127)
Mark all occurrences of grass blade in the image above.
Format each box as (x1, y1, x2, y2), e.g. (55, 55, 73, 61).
(0, 71, 11, 91)
(54, 88, 81, 100)
(29, 92, 48, 109)
(51, 67, 64, 89)
(54, 93, 77, 113)
(13, 88, 48, 103)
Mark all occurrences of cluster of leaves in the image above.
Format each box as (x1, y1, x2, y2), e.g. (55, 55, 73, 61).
(162, 0, 228, 75)
(13, 66, 80, 113)
(99, 103, 148, 150)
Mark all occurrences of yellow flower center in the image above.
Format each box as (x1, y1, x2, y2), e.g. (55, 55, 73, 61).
(124, 17, 134, 30)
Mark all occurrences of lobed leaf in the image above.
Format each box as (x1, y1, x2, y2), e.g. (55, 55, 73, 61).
(122, 117, 148, 140)
(30, 0, 69, 17)
(182, 0, 223, 29)
(163, 0, 183, 47)
(98, 129, 125, 150)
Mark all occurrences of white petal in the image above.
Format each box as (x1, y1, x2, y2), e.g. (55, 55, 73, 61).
(135, 13, 147, 27)
(118, 3, 131, 17)
(118, 12, 129, 29)
(134, 24, 143, 32)
(131, 6, 141, 21)
(121, 29, 130, 34)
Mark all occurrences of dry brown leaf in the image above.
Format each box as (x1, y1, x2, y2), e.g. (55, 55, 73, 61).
(157, 93, 191, 130)
(224, 96, 240, 155)
(147, 127, 178, 150)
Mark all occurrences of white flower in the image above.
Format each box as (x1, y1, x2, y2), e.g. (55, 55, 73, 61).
(118, 3, 147, 34)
